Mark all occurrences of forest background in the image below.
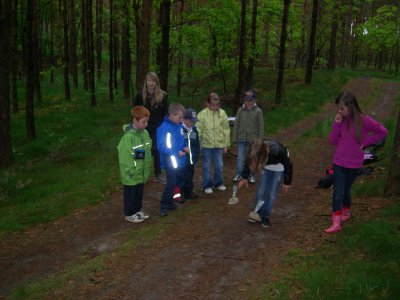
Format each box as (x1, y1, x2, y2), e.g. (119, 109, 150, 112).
(0, 0, 399, 298)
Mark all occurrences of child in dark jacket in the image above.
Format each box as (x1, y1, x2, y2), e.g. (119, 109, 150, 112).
(156, 103, 187, 216)
(179, 108, 200, 202)
(237, 139, 293, 228)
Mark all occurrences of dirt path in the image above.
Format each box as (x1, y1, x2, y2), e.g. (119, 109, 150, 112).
(0, 79, 398, 299)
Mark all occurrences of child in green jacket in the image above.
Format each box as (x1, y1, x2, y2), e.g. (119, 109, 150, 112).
(117, 106, 153, 223)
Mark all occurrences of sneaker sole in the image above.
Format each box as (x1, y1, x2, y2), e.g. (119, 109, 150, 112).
(262, 224, 271, 228)
(248, 218, 257, 223)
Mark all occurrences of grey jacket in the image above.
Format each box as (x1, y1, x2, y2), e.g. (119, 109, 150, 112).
(233, 104, 264, 143)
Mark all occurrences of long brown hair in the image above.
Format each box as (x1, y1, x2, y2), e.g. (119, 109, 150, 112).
(245, 139, 269, 173)
(335, 91, 363, 141)
(142, 72, 166, 106)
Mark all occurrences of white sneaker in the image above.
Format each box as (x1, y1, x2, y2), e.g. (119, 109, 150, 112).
(136, 211, 149, 219)
(204, 188, 213, 194)
(215, 185, 226, 191)
(125, 213, 144, 223)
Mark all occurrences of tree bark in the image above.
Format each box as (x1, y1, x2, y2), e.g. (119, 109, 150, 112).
(0, 0, 14, 167)
(109, 0, 114, 102)
(304, 0, 318, 84)
(96, 0, 103, 79)
(50, 0, 55, 83)
(11, 0, 19, 113)
(246, 0, 258, 89)
(134, 0, 152, 92)
(62, 0, 71, 100)
(276, 0, 290, 104)
(384, 106, 400, 197)
(69, 0, 79, 88)
(235, 0, 247, 106)
(26, 0, 37, 139)
(158, 0, 171, 91)
(121, 1, 131, 100)
(327, 1, 338, 70)
(81, 0, 88, 90)
(86, 0, 96, 106)
(176, 0, 184, 97)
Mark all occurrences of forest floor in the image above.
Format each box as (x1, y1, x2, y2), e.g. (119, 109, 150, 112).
(0, 78, 399, 299)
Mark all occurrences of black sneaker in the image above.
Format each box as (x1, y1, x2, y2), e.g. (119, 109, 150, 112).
(262, 218, 271, 228)
(185, 192, 198, 200)
(160, 209, 168, 217)
(168, 203, 177, 210)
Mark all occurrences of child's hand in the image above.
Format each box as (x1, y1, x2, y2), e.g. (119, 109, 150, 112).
(237, 178, 248, 189)
(335, 112, 342, 123)
(281, 184, 290, 194)
(178, 151, 186, 157)
(223, 147, 228, 153)
(184, 147, 190, 153)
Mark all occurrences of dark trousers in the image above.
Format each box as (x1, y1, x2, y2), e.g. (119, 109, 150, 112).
(161, 166, 183, 210)
(123, 184, 144, 216)
(332, 164, 359, 212)
(180, 162, 195, 197)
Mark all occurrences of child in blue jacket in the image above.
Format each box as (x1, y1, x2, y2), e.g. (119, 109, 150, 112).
(179, 108, 200, 202)
(156, 103, 187, 216)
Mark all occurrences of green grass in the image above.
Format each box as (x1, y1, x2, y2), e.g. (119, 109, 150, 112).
(260, 204, 400, 299)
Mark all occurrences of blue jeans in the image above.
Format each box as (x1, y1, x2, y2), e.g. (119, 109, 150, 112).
(235, 142, 254, 177)
(254, 169, 283, 219)
(332, 164, 359, 212)
(123, 184, 144, 216)
(201, 148, 223, 189)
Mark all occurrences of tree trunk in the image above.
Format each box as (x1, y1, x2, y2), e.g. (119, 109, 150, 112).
(113, 20, 118, 90)
(235, 0, 247, 106)
(69, 0, 78, 88)
(86, 0, 96, 106)
(26, 0, 37, 139)
(305, 0, 318, 84)
(0, 0, 14, 167)
(176, 0, 184, 97)
(260, 22, 269, 65)
(121, 1, 131, 100)
(62, 0, 71, 100)
(275, 0, 290, 104)
(109, 0, 114, 102)
(81, 0, 88, 90)
(327, 1, 338, 70)
(11, 0, 19, 113)
(34, 0, 41, 104)
(246, 0, 258, 90)
(50, 0, 55, 83)
(158, 0, 171, 91)
(96, 0, 103, 79)
(384, 106, 400, 197)
(134, 0, 152, 92)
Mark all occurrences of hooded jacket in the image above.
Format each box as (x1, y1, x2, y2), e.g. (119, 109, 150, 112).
(181, 124, 200, 165)
(233, 103, 264, 143)
(197, 107, 230, 148)
(156, 116, 186, 169)
(117, 124, 152, 185)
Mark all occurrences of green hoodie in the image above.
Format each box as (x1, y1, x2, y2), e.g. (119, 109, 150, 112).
(117, 124, 152, 186)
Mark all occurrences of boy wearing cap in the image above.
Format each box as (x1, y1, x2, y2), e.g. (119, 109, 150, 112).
(232, 89, 264, 184)
(179, 108, 201, 201)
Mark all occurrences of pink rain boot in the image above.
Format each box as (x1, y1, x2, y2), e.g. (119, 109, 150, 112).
(341, 206, 351, 222)
(324, 212, 342, 234)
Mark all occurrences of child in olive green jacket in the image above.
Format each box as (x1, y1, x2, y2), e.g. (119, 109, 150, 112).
(117, 106, 152, 223)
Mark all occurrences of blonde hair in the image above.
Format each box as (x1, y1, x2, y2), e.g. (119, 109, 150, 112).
(142, 72, 166, 106)
(246, 139, 269, 172)
(168, 103, 185, 115)
(207, 92, 220, 105)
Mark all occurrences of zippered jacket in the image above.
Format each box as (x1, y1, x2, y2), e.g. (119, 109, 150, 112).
(181, 124, 200, 165)
(197, 107, 230, 148)
(117, 124, 152, 185)
(156, 116, 186, 169)
(233, 104, 264, 143)
(329, 115, 387, 168)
